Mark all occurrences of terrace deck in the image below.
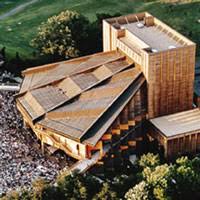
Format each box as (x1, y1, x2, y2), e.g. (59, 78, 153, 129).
(121, 22, 183, 51)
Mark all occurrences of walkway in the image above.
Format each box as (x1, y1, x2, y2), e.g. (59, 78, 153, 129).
(68, 144, 111, 174)
(0, 0, 39, 20)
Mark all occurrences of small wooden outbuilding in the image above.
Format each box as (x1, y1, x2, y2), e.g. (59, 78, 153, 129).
(149, 108, 200, 158)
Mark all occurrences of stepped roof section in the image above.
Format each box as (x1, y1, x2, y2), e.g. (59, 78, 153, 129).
(18, 51, 131, 120)
(104, 12, 195, 53)
(17, 50, 145, 146)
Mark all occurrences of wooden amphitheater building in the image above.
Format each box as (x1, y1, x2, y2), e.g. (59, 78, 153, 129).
(16, 12, 199, 170)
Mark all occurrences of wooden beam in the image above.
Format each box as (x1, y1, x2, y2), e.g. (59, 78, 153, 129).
(120, 145, 129, 150)
(120, 124, 129, 130)
(112, 129, 121, 135)
(128, 141, 136, 146)
(128, 120, 136, 126)
(41, 136, 44, 155)
(102, 134, 112, 141)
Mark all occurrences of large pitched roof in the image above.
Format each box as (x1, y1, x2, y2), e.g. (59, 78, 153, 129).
(17, 51, 144, 146)
(19, 51, 124, 94)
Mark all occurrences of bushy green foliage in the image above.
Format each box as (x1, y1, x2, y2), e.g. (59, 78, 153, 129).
(31, 10, 91, 59)
(93, 183, 118, 200)
(125, 154, 200, 200)
(31, 10, 121, 60)
(143, 164, 170, 200)
(126, 153, 170, 200)
(125, 181, 149, 200)
(168, 156, 200, 200)
(139, 153, 160, 169)
(57, 173, 89, 200)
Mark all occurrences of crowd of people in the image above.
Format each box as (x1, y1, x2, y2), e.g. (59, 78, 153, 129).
(0, 91, 72, 196)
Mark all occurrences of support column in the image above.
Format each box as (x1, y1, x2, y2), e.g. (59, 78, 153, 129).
(23, 120, 29, 129)
(99, 141, 103, 159)
(164, 139, 168, 158)
(41, 136, 44, 155)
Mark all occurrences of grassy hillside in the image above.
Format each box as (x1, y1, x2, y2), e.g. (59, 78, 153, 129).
(0, 0, 199, 59)
(0, 0, 30, 15)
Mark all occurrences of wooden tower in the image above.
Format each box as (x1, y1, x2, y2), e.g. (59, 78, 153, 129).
(103, 12, 196, 118)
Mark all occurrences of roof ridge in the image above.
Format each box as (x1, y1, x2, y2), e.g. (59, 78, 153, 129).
(19, 53, 125, 95)
(22, 50, 118, 75)
(17, 58, 134, 122)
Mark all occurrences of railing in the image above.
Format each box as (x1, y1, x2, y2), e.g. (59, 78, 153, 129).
(117, 39, 142, 65)
(0, 83, 20, 91)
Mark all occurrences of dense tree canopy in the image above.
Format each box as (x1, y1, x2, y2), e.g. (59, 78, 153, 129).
(31, 10, 121, 60)
(125, 154, 200, 200)
(31, 10, 91, 59)
(93, 183, 117, 200)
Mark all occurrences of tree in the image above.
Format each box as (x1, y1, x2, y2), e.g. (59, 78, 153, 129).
(112, 174, 138, 198)
(125, 154, 170, 200)
(57, 173, 89, 200)
(125, 181, 149, 200)
(31, 10, 122, 61)
(89, 12, 121, 53)
(93, 183, 118, 200)
(168, 157, 200, 200)
(32, 178, 48, 200)
(125, 154, 200, 200)
(142, 164, 170, 200)
(31, 10, 91, 59)
(139, 153, 160, 169)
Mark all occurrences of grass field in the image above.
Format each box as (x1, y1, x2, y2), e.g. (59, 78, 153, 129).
(0, 0, 31, 15)
(0, 0, 199, 59)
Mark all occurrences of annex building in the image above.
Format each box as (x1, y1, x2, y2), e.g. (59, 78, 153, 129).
(16, 12, 198, 171)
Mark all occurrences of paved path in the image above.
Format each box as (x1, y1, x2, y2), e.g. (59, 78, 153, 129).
(68, 144, 111, 174)
(0, 0, 39, 20)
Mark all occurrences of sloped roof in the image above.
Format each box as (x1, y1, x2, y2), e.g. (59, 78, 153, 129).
(150, 108, 200, 138)
(18, 51, 132, 120)
(17, 50, 144, 146)
(19, 51, 124, 94)
(39, 67, 143, 145)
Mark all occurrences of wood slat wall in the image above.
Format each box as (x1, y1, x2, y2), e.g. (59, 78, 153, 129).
(166, 131, 200, 159)
(148, 45, 196, 118)
(149, 125, 200, 159)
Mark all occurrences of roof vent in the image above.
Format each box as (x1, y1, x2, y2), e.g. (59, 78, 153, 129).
(135, 15, 144, 29)
(168, 45, 176, 49)
(137, 23, 144, 28)
(151, 48, 158, 53)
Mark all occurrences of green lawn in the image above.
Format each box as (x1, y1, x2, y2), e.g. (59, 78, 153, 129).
(0, 0, 199, 59)
(0, 0, 31, 15)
